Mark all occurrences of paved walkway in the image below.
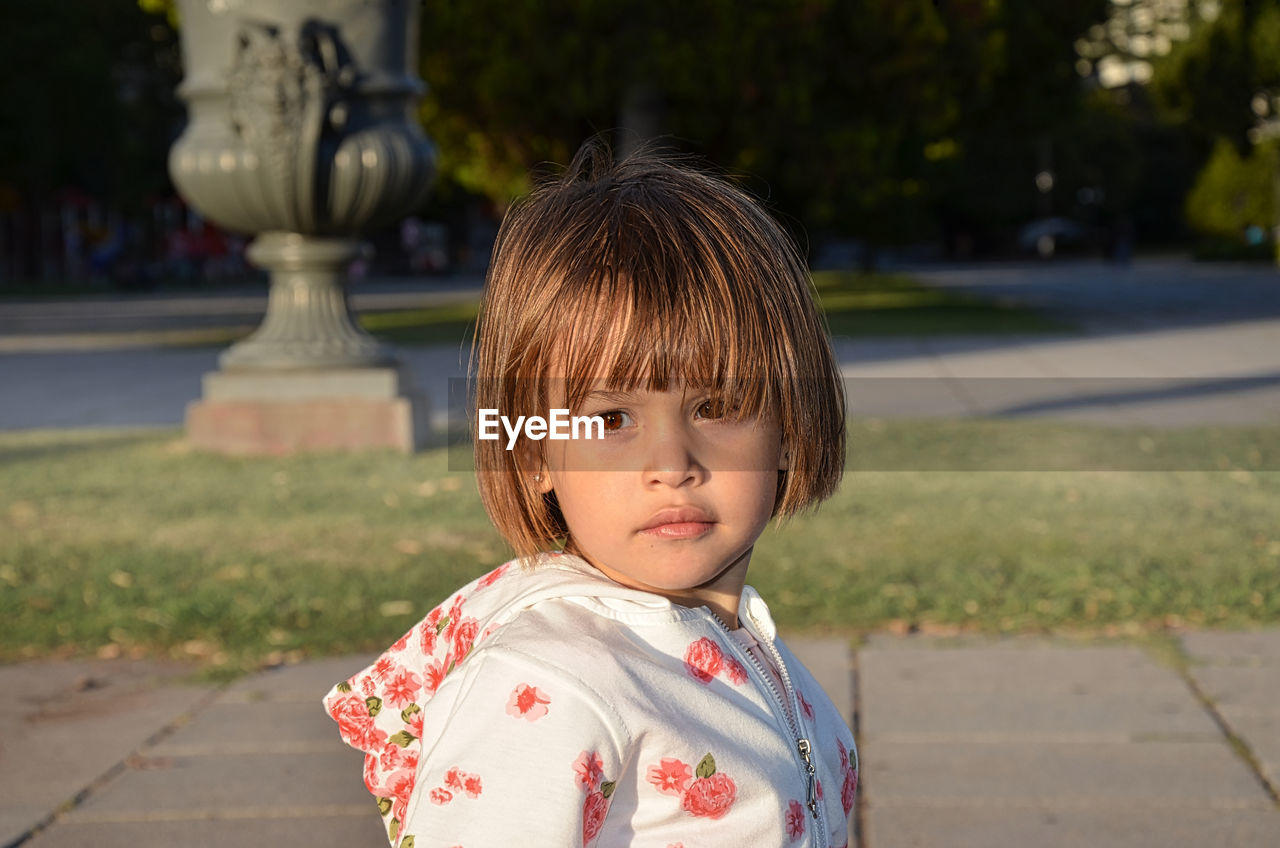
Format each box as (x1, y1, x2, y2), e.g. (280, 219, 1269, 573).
(3, 266, 1280, 436)
(3, 633, 1277, 848)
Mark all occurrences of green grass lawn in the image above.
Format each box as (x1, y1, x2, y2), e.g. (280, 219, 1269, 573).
(812, 271, 1069, 336)
(354, 271, 1067, 347)
(2, 422, 1276, 676)
(359, 271, 1067, 346)
(44, 271, 1059, 350)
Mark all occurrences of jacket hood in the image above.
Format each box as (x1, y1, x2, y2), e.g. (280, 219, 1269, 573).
(322, 552, 715, 846)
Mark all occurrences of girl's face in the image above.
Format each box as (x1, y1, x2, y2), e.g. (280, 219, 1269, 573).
(535, 383, 786, 623)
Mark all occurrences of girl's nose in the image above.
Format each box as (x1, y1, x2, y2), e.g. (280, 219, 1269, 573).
(642, 426, 707, 488)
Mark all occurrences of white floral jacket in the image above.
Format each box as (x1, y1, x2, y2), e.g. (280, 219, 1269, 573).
(323, 552, 858, 848)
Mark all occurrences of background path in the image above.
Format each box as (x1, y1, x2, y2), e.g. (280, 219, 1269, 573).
(3, 260, 1279, 432)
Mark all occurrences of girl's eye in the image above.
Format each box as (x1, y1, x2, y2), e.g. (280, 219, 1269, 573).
(696, 399, 729, 420)
(599, 410, 632, 431)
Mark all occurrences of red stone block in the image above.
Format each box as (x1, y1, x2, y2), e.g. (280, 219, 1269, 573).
(185, 397, 425, 455)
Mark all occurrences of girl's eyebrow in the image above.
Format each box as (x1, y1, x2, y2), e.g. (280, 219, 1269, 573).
(581, 389, 638, 405)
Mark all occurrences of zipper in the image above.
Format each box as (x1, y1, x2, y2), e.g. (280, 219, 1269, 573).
(707, 610, 828, 845)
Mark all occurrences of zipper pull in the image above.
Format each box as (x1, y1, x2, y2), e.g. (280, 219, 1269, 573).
(797, 738, 818, 818)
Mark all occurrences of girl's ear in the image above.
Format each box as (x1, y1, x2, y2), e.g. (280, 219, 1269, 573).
(516, 441, 553, 493)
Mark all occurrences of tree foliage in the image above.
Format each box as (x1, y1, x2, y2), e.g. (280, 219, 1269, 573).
(1145, 0, 1280, 238)
(1, 0, 182, 208)
(418, 0, 1111, 248)
(1184, 136, 1273, 237)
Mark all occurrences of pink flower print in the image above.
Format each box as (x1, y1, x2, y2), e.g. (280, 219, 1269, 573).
(389, 628, 411, 652)
(359, 674, 377, 696)
(573, 750, 605, 792)
(362, 752, 380, 794)
(451, 617, 480, 661)
(681, 772, 737, 819)
(837, 737, 858, 814)
(646, 758, 693, 797)
(423, 658, 448, 695)
(798, 689, 815, 721)
(573, 751, 615, 845)
(371, 656, 397, 682)
(582, 790, 609, 845)
(684, 637, 724, 683)
(506, 683, 551, 721)
(386, 768, 414, 823)
(434, 767, 482, 803)
(408, 709, 425, 739)
(385, 669, 422, 708)
(477, 562, 510, 589)
(786, 799, 806, 840)
(329, 692, 385, 751)
(379, 740, 409, 772)
(650, 752, 738, 819)
(429, 787, 453, 805)
(724, 657, 749, 686)
(841, 767, 857, 815)
(442, 596, 467, 640)
(673, 752, 738, 820)
(419, 613, 439, 655)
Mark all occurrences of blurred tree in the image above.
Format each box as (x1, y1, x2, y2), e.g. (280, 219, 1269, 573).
(417, 0, 1112, 255)
(1, 0, 182, 210)
(1184, 136, 1274, 237)
(1152, 0, 1261, 149)
(926, 0, 1113, 252)
(1148, 0, 1280, 245)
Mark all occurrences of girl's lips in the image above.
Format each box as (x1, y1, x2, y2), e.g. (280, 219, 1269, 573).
(637, 507, 715, 539)
(638, 521, 714, 540)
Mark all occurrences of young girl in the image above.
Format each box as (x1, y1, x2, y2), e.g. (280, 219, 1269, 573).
(324, 144, 857, 847)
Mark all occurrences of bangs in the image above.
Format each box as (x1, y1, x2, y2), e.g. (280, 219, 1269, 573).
(547, 274, 781, 423)
(510, 184, 806, 423)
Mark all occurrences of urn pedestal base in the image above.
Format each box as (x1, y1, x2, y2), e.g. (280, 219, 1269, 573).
(186, 366, 430, 455)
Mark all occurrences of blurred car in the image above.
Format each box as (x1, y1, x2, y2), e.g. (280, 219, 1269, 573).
(1017, 217, 1089, 258)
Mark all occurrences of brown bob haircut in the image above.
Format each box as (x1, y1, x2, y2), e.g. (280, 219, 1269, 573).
(473, 141, 845, 560)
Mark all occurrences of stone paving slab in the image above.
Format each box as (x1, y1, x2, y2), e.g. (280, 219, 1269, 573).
(147, 656, 379, 756)
(858, 640, 1217, 736)
(1183, 630, 1280, 662)
(25, 813, 386, 848)
(857, 634, 1279, 848)
(1181, 630, 1280, 802)
(150, 701, 350, 753)
(0, 659, 211, 848)
(862, 740, 1270, 806)
(64, 751, 370, 817)
(218, 654, 378, 702)
(1189, 666, 1280, 717)
(865, 806, 1280, 848)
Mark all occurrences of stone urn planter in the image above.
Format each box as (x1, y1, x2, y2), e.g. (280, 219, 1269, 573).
(170, 0, 436, 453)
